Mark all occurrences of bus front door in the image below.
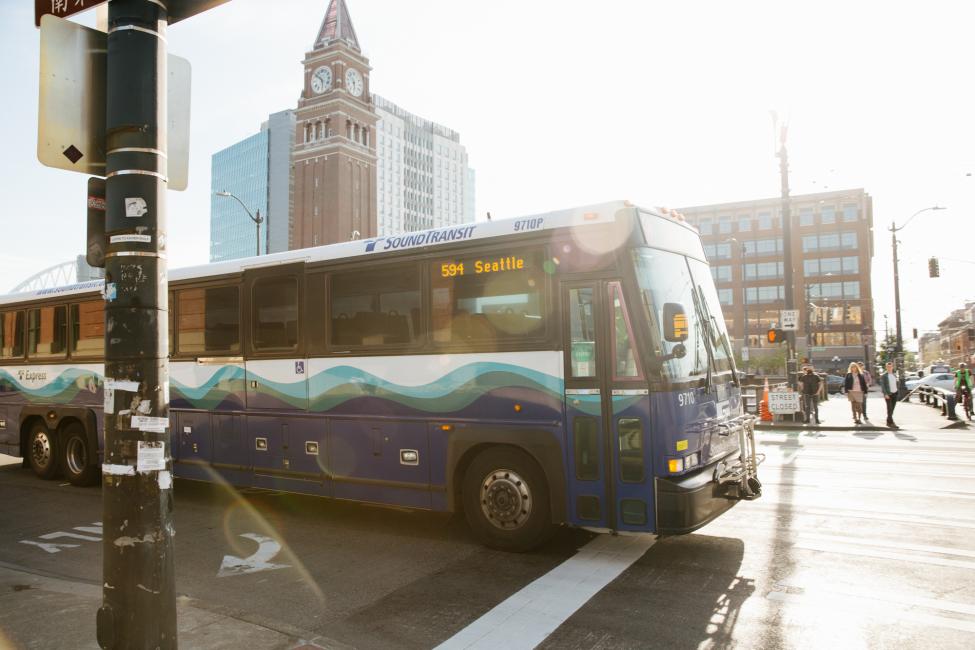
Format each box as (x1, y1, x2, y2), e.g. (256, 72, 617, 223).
(562, 281, 654, 532)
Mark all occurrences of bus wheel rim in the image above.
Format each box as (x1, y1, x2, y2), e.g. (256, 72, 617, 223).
(66, 437, 86, 475)
(480, 469, 532, 530)
(32, 432, 52, 469)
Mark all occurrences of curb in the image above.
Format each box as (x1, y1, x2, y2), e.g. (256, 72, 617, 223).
(756, 424, 891, 432)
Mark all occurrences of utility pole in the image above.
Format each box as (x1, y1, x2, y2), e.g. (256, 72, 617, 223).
(97, 0, 175, 647)
(776, 122, 798, 388)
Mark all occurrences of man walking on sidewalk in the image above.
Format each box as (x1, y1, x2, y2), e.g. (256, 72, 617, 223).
(880, 361, 899, 427)
(800, 366, 822, 424)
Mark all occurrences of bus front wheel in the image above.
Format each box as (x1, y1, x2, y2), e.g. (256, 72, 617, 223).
(27, 422, 60, 480)
(62, 424, 99, 487)
(463, 447, 553, 552)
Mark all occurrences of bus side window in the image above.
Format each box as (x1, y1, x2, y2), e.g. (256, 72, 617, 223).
(27, 305, 68, 359)
(0, 310, 25, 359)
(177, 286, 241, 355)
(71, 300, 105, 358)
(253, 277, 298, 351)
(329, 263, 421, 348)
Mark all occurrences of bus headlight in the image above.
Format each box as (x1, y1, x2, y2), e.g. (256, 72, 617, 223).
(685, 452, 700, 469)
(668, 458, 684, 473)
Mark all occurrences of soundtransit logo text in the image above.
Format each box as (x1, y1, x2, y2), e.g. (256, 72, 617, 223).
(365, 225, 476, 253)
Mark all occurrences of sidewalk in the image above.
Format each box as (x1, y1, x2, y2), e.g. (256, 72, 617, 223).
(754, 389, 967, 432)
(0, 562, 340, 650)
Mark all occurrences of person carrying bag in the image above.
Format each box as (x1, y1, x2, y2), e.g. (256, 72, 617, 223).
(844, 362, 868, 425)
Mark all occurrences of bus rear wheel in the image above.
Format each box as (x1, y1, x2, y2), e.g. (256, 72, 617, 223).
(27, 422, 60, 480)
(62, 424, 99, 487)
(463, 447, 553, 552)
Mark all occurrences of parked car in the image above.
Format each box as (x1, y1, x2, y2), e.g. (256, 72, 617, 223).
(908, 373, 955, 393)
(826, 374, 844, 394)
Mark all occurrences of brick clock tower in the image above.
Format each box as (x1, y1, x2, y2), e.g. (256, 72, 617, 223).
(291, 0, 378, 249)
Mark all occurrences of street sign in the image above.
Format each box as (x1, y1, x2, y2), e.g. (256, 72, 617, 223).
(35, 0, 105, 26)
(780, 309, 800, 331)
(768, 391, 801, 414)
(35, 0, 231, 26)
(37, 16, 191, 190)
(741, 347, 750, 361)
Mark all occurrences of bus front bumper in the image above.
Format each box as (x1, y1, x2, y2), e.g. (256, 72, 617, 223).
(656, 415, 764, 535)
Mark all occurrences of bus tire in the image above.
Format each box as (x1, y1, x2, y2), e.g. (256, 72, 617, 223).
(27, 422, 60, 480)
(62, 423, 99, 487)
(463, 447, 553, 552)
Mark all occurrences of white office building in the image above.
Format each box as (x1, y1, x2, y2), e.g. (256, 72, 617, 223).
(374, 94, 475, 235)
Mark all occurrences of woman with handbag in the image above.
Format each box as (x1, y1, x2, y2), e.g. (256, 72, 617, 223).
(844, 362, 868, 424)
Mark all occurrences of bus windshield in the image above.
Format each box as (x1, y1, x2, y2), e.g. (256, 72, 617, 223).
(632, 247, 734, 383)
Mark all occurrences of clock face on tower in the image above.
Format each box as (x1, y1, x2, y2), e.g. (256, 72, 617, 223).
(311, 66, 332, 94)
(345, 68, 364, 97)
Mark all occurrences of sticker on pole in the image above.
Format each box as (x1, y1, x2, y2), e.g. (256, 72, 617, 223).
(131, 415, 168, 433)
(125, 197, 148, 217)
(110, 234, 151, 244)
(136, 441, 166, 472)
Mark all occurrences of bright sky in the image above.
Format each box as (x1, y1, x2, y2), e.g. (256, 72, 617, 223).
(1, 0, 972, 342)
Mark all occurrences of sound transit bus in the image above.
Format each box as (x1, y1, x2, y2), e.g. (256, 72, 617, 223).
(0, 202, 761, 550)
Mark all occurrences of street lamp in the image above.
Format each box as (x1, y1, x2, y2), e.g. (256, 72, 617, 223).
(724, 237, 748, 373)
(215, 191, 263, 256)
(891, 205, 946, 396)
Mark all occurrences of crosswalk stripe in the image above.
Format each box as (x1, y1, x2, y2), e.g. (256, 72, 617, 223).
(435, 534, 655, 650)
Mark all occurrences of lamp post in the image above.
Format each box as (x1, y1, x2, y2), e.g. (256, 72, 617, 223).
(724, 237, 748, 373)
(891, 205, 946, 396)
(215, 191, 263, 256)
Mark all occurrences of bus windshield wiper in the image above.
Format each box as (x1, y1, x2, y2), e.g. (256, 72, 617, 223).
(697, 285, 739, 388)
(689, 284, 715, 393)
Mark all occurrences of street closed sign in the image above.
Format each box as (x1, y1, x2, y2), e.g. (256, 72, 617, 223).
(769, 391, 801, 414)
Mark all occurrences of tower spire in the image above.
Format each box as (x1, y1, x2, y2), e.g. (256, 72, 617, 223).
(314, 0, 361, 51)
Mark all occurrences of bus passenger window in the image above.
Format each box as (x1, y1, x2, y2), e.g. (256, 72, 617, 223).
(253, 278, 298, 351)
(71, 301, 104, 357)
(178, 286, 240, 354)
(0, 311, 25, 359)
(27, 306, 68, 359)
(431, 250, 546, 346)
(329, 264, 421, 347)
(573, 417, 599, 481)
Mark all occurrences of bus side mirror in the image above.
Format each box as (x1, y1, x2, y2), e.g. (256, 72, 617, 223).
(663, 303, 688, 342)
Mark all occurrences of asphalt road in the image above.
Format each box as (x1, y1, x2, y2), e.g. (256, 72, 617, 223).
(1, 419, 973, 649)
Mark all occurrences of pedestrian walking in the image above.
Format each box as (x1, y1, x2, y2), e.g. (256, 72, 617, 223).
(857, 362, 873, 420)
(880, 361, 899, 427)
(844, 362, 868, 424)
(799, 366, 822, 424)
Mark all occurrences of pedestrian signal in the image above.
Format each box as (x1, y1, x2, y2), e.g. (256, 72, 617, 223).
(767, 328, 785, 344)
(928, 257, 940, 278)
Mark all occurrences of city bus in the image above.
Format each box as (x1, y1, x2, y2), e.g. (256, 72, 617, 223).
(0, 201, 761, 551)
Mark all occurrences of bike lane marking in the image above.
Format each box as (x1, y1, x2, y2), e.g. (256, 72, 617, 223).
(435, 533, 655, 650)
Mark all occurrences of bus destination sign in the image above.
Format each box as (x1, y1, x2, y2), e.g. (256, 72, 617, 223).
(440, 256, 526, 278)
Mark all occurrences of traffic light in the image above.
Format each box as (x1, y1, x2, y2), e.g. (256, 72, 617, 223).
(913, 327, 918, 339)
(767, 328, 785, 344)
(929, 257, 940, 278)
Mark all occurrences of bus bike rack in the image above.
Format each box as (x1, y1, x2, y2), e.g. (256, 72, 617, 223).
(713, 414, 765, 500)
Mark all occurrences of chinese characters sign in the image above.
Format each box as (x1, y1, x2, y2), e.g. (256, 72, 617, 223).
(35, 0, 106, 27)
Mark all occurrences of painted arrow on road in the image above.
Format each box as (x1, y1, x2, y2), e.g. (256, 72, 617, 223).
(217, 533, 291, 578)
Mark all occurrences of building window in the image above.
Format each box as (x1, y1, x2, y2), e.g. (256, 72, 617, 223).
(746, 286, 784, 304)
(745, 262, 784, 280)
(799, 207, 814, 226)
(718, 215, 732, 234)
(842, 256, 859, 274)
(842, 204, 858, 222)
(718, 288, 733, 305)
(841, 232, 858, 249)
(757, 212, 772, 230)
(821, 206, 836, 224)
(739, 215, 752, 232)
(843, 281, 860, 299)
(711, 265, 732, 283)
(0, 310, 25, 359)
(744, 238, 783, 257)
(71, 301, 105, 357)
(698, 218, 713, 235)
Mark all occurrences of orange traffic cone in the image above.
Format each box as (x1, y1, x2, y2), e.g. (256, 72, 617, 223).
(759, 377, 773, 422)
